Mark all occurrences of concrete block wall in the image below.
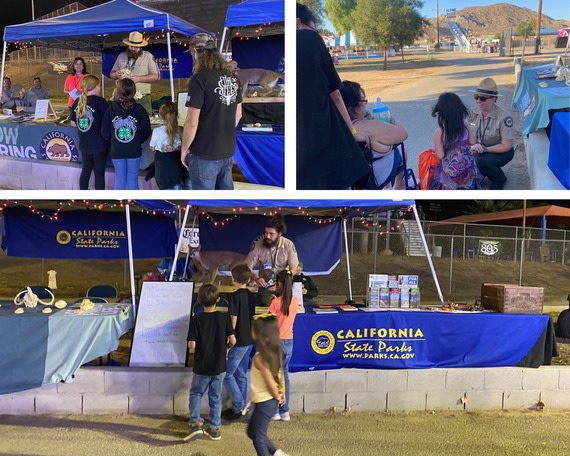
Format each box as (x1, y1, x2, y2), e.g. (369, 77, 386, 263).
(1, 366, 569, 415)
(0, 156, 157, 190)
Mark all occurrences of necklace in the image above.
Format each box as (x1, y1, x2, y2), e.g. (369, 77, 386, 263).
(477, 115, 491, 146)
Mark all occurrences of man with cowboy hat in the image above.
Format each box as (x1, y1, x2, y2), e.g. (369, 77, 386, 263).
(467, 77, 515, 190)
(110, 31, 160, 116)
(181, 32, 243, 190)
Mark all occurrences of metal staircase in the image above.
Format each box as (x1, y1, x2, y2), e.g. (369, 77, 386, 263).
(400, 220, 427, 257)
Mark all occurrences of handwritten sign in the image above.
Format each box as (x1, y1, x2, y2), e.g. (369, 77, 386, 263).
(130, 281, 194, 367)
(34, 99, 57, 120)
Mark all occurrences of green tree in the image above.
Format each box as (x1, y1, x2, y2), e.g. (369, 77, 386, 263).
(297, 0, 327, 29)
(325, 0, 357, 35)
(515, 19, 537, 39)
(352, 0, 426, 70)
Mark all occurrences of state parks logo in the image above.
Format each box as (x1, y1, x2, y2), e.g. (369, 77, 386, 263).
(311, 330, 335, 355)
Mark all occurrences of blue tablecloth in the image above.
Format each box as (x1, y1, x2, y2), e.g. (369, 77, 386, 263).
(290, 309, 553, 372)
(234, 125, 284, 187)
(0, 302, 133, 394)
(513, 64, 570, 136)
(547, 112, 570, 189)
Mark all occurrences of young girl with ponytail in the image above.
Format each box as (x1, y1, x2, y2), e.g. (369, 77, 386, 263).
(267, 269, 299, 422)
(70, 75, 109, 189)
(149, 101, 186, 189)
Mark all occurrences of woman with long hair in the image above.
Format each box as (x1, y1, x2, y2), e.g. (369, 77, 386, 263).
(101, 78, 151, 190)
(247, 313, 290, 456)
(428, 91, 481, 190)
(267, 270, 299, 422)
(149, 101, 186, 189)
(70, 75, 109, 190)
(64, 57, 89, 114)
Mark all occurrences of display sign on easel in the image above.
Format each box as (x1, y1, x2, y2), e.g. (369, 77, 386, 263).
(130, 281, 194, 367)
(34, 99, 58, 121)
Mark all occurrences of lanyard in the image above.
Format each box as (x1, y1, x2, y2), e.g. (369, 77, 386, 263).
(478, 115, 491, 146)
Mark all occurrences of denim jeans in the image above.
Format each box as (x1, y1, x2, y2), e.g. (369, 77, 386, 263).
(247, 398, 278, 456)
(112, 157, 141, 190)
(224, 344, 253, 413)
(187, 155, 234, 190)
(279, 339, 293, 414)
(189, 372, 225, 429)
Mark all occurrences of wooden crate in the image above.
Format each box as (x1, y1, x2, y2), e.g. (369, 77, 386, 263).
(481, 283, 544, 314)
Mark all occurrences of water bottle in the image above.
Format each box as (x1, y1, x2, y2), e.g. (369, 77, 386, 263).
(410, 288, 420, 308)
(372, 97, 391, 123)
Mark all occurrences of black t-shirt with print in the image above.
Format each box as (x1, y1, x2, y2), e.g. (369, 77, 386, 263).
(71, 95, 110, 155)
(228, 288, 256, 347)
(187, 311, 234, 375)
(185, 69, 242, 160)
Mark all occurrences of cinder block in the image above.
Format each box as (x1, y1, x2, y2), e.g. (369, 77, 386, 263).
(522, 368, 559, 391)
(287, 392, 304, 413)
(560, 368, 570, 390)
(303, 393, 345, 413)
(0, 157, 11, 173)
(484, 368, 523, 390)
(83, 394, 129, 414)
(0, 394, 36, 414)
(150, 370, 191, 395)
(56, 163, 82, 183)
(325, 369, 367, 392)
(387, 391, 426, 411)
(426, 390, 466, 411)
(105, 369, 151, 395)
(129, 395, 174, 414)
(407, 369, 446, 391)
(30, 179, 46, 190)
(503, 390, 541, 410)
(0, 174, 23, 189)
(346, 392, 386, 411)
(31, 161, 58, 180)
(290, 371, 325, 393)
(446, 368, 485, 391)
(57, 368, 105, 394)
(367, 370, 407, 392)
(539, 390, 570, 409)
(8, 159, 32, 176)
(36, 394, 82, 414)
(464, 390, 504, 410)
(174, 390, 190, 416)
(46, 179, 73, 190)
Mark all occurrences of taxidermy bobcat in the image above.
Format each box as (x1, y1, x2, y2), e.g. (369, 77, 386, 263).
(189, 247, 247, 284)
(230, 61, 284, 97)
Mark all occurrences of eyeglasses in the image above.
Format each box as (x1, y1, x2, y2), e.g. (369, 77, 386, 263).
(359, 98, 368, 104)
(474, 95, 491, 102)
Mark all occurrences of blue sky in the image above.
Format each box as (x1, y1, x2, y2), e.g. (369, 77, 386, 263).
(321, 1, 570, 32)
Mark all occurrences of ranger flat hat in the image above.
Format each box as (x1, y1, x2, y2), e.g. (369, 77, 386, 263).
(189, 33, 216, 50)
(123, 31, 148, 47)
(470, 77, 501, 97)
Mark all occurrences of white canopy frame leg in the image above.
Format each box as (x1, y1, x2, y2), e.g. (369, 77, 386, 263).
(0, 42, 7, 94)
(411, 204, 445, 306)
(125, 203, 137, 318)
(166, 31, 175, 102)
(219, 27, 228, 52)
(169, 204, 191, 282)
(343, 218, 353, 303)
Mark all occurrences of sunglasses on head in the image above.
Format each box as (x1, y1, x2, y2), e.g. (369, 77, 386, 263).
(474, 95, 491, 102)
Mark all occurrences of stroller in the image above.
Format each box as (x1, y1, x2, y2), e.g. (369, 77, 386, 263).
(353, 142, 418, 190)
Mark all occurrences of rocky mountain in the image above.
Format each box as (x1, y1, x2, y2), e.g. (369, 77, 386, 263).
(424, 3, 569, 41)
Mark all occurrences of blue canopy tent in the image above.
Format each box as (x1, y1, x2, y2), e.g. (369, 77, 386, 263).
(172, 200, 444, 305)
(1, 0, 213, 101)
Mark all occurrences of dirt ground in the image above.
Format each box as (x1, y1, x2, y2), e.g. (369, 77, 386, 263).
(0, 410, 569, 456)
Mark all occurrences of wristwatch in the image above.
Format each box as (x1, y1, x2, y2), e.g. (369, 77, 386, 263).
(482, 146, 488, 153)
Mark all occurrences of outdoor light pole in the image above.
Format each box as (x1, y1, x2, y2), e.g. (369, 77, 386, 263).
(31, 0, 35, 20)
(534, 0, 543, 54)
(436, 0, 440, 49)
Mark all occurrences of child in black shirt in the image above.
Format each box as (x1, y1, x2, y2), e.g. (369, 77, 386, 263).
(185, 284, 235, 442)
(224, 264, 256, 419)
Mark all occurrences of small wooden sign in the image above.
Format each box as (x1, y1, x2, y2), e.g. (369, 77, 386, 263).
(34, 99, 57, 121)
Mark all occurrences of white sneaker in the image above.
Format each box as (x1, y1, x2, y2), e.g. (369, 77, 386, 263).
(271, 413, 281, 421)
(274, 450, 290, 456)
(280, 411, 290, 421)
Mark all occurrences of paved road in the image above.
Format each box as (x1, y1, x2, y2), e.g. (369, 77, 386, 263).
(381, 51, 530, 190)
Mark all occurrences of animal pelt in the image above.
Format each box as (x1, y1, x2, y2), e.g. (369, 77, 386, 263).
(230, 61, 284, 98)
(189, 248, 247, 284)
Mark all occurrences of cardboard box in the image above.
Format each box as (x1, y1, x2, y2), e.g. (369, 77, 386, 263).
(481, 283, 544, 314)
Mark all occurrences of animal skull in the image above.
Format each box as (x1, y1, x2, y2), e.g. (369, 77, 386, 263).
(14, 287, 55, 308)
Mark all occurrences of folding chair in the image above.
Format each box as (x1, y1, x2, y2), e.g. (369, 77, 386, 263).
(86, 284, 118, 302)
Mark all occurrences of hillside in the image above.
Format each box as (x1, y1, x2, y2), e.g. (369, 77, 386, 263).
(424, 2, 570, 41)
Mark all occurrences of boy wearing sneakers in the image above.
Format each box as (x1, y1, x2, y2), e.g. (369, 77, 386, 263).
(185, 284, 235, 441)
(223, 264, 256, 420)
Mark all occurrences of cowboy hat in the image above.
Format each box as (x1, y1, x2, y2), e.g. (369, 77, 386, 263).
(469, 77, 501, 97)
(189, 33, 216, 50)
(123, 31, 148, 47)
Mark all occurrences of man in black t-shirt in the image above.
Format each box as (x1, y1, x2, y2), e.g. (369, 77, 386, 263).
(186, 284, 235, 442)
(224, 265, 256, 420)
(181, 33, 242, 190)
